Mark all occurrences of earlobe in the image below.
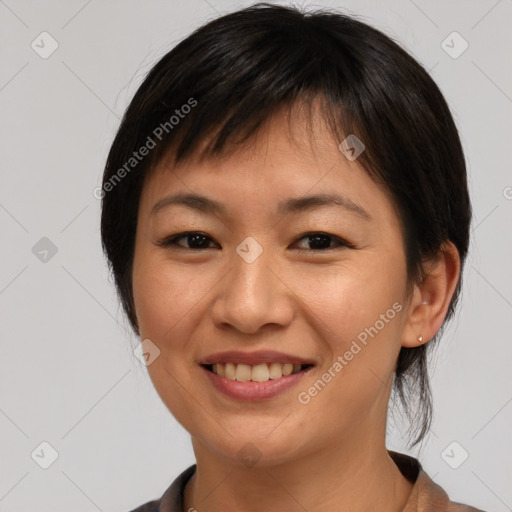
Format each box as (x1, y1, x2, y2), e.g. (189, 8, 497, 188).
(401, 241, 461, 348)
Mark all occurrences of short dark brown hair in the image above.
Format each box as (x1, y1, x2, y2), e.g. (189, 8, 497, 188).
(100, 3, 471, 446)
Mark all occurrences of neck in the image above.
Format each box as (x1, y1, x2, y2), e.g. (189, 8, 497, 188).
(183, 432, 413, 512)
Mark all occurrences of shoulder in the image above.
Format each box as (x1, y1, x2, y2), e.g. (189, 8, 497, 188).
(126, 464, 197, 512)
(389, 451, 487, 512)
(128, 500, 160, 512)
(414, 470, 487, 512)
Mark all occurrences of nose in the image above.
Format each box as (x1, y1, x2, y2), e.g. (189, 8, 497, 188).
(211, 243, 295, 335)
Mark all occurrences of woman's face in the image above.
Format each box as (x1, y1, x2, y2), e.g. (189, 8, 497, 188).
(132, 109, 413, 466)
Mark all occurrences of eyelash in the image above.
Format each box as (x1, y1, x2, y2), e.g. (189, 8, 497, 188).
(157, 231, 355, 253)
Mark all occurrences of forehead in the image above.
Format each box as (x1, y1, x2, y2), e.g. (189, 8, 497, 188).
(138, 108, 396, 227)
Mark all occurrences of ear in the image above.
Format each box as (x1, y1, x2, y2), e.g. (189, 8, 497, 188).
(402, 241, 461, 348)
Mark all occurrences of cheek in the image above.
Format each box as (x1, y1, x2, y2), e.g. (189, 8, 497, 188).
(133, 255, 218, 338)
(290, 256, 405, 348)
(290, 259, 406, 426)
(131, 260, 207, 431)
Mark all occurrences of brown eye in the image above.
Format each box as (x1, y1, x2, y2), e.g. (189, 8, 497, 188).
(158, 232, 217, 250)
(292, 232, 354, 252)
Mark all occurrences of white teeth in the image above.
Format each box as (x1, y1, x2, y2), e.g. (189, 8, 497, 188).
(268, 362, 283, 380)
(251, 363, 269, 382)
(282, 363, 293, 376)
(235, 364, 252, 381)
(213, 363, 225, 377)
(210, 362, 306, 381)
(225, 362, 236, 379)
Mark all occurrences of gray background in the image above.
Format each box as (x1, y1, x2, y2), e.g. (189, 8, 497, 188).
(0, 0, 511, 511)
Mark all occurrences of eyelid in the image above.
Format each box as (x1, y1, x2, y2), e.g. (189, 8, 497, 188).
(156, 232, 218, 249)
(291, 232, 355, 251)
(157, 231, 355, 252)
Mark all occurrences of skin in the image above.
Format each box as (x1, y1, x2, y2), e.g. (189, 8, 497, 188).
(132, 104, 460, 512)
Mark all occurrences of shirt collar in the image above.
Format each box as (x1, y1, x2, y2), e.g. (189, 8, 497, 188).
(156, 451, 484, 511)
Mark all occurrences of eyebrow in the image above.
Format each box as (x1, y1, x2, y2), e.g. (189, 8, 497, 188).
(151, 192, 371, 220)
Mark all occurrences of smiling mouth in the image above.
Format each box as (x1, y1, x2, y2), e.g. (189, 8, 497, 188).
(202, 362, 314, 382)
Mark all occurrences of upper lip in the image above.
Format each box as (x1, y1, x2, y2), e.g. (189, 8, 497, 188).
(199, 350, 316, 366)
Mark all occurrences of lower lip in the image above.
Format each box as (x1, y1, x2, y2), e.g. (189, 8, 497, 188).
(201, 365, 313, 401)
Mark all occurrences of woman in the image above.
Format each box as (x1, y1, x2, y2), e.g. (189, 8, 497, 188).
(100, 3, 484, 511)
